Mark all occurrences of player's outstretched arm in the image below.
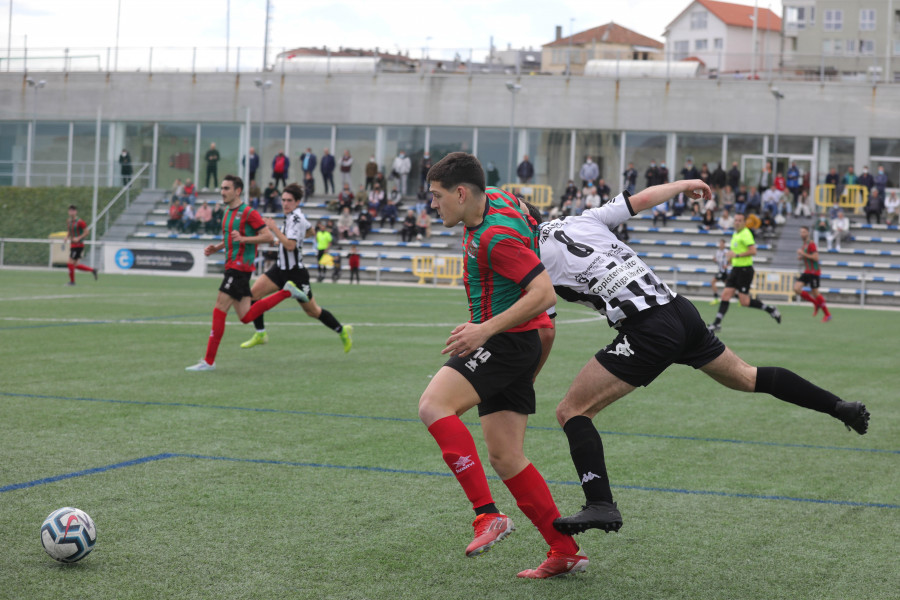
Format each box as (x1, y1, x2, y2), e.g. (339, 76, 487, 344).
(629, 179, 711, 214)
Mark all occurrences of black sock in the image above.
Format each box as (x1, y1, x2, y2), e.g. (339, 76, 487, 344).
(474, 503, 499, 516)
(317, 308, 343, 333)
(251, 301, 265, 331)
(755, 366, 841, 416)
(563, 416, 614, 504)
(714, 299, 729, 325)
(749, 298, 773, 312)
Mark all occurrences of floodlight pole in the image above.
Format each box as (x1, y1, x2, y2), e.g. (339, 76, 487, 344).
(772, 87, 784, 173)
(505, 82, 522, 185)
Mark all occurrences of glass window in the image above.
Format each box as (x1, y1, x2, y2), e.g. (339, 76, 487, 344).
(198, 123, 241, 188)
(31, 122, 69, 186)
(624, 131, 667, 190)
(384, 126, 426, 190)
(714, 38, 724, 50)
(476, 127, 514, 187)
(71, 122, 109, 187)
(429, 127, 473, 161)
(824, 9, 843, 31)
(860, 40, 875, 55)
(822, 39, 833, 55)
(860, 9, 876, 31)
(847, 39, 857, 54)
(157, 123, 197, 191)
(773, 135, 814, 155)
(871, 138, 900, 157)
(532, 129, 573, 198)
(335, 125, 376, 192)
(676, 133, 722, 179)
(0, 122, 30, 186)
(695, 39, 708, 51)
(673, 40, 689, 60)
(690, 10, 708, 30)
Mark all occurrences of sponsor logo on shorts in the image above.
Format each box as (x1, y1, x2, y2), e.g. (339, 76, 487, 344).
(453, 455, 475, 474)
(607, 335, 635, 357)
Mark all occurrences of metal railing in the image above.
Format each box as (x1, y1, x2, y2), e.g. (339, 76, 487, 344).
(0, 160, 152, 188)
(90, 163, 150, 236)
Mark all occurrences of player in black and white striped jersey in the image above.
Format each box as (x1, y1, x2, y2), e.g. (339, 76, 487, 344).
(710, 238, 730, 304)
(523, 179, 869, 537)
(238, 183, 353, 353)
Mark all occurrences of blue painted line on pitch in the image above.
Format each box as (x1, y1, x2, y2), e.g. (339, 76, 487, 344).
(3, 391, 895, 455)
(2, 452, 897, 510)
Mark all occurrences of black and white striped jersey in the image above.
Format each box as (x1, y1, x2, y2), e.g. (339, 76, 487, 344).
(714, 247, 730, 272)
(277, 208, 311, 270)
(538, 192, 675, 327)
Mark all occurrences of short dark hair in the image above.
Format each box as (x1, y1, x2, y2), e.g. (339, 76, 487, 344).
(521, 199, 543, 225)
(283, 183, 304, 202)
(223, 174, 244, 192)
(800, 226, 810, 233)
(68, 204, 77, 210)
(426, 152, 486, 193)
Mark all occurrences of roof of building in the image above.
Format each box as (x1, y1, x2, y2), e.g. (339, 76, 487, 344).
(543, 22, 664, 49)
(665, 0, 782, 33)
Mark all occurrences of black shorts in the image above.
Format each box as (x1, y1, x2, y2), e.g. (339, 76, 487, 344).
(715, 269, 729, 282)
(444, 330, 541, 418)
(69, 247, 84, 261)
(264, 265, 313, 301)
(595, 294, 726, 388)
(219, 269, 253, 301)
(797, 272, 820, 289)
(725, 265, 755, 294)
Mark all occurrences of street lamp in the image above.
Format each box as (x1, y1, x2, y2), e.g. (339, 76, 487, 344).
(254, 78, 272, 170)
(505, 81, 522, 186)
(771, 87, 784, 176)
(25, 77, 45, 187)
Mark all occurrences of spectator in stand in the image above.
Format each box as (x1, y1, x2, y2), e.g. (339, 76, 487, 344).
(717, 208, 734, 231)
(243, 146, 259, 183)
(746, 186, 762, 214)
(884, 191, 900, 226)
(391, 150, 412, 196)
(773, 171, 787, 211)
(581, 183, 599, 215)
(195, 200, 213, 234)
(304, 171, 316, 201)
(560, 180, 578, 207)
(415, 186, 430, 215)
(786, 162, 802, 208)
(652, 199, 669, 226)
(710, 163, 727, 193)
(758, 161, 772, 194)
(623, 162, 637, 194)
(210, 200, 224, 232)
(727, 161, 741, 191)
(579, 156, 599, 188)
(365, 155, 378, 190)
(381, 196, 399, 229)
(348, 246, 361, 284)
(516, 154, 535, 184)
(320, 148, 336, 195)
(355, 184, 369, 213)
(830, 210, 850, 251)
(272, 151, 289, 189)
(119, 149, 133, 186)
(421, 152, 433, 190)
(681, 158, 699, 181)
(400, 209, 418, 242)
(182, 201, 197, 233)
(699, 207, 717, 231)
(760, 210, 777, 238)
(167, 198, 185, 233)
(874, 165, 889, 199)
(734, 184, 748, 214)
(263, 182, 280, 213)
(368, 183, 385, 217)
(300, 148, 317, 177)
(813, 212, 832, 249)
(373, 169, 387, 192)
(485, 161, 501, 187)
(793, 189, 814, 218)
(388, 185, 402, 207)
(824, 166, 840, 188)
(866, 187, 883, 225)
(337, 206, 360, 241)
(357, 208, 372, 240)
(657, 161, 670, 184)
(204, 142, 220, 190)
(416, 207, 431, 241)
(644, 160, 659, 189)
(857, 166, 874, 194)
(840, 166, 857, 200)
(335, 183, 355, 213)
(339, 150, 354, 189)
(183, 179, 197, 204)
(595, 178, 611, 205)
(671, 192, 687, 216)
(762, 186, 781, 217)
(171, 178, 184, 203)
(248, 179, 262, 210)
(718, 185, 734, 212)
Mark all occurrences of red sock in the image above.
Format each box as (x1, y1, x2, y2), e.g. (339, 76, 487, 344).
(204, 308, 227, 365)
(799, 291, 816, 304)
(820, 299, 830, 317)
(67, 264, 75, 283)
(240, 290, 290, 324)
(427, 416, 494, 510)
(503, 463, 578, 555)
(75, 264, 94, 272)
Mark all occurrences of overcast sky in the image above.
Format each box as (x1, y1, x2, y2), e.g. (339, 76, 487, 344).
(3, 0, 784, 64)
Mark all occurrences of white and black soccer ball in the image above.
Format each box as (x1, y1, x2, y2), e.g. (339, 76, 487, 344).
(40, 507, 96, 563)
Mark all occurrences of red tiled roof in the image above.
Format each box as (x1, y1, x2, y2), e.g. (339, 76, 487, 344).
(666, 0, 782, 32)
(543, 22, 664, 49)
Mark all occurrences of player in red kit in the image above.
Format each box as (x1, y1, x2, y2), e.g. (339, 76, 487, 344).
(793, 226, 832, 322)
(186, 175, 271, 371)
(64, 205, 98, 285)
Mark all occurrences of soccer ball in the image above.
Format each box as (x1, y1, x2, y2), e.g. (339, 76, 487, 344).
(40, 507, 97, 563)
